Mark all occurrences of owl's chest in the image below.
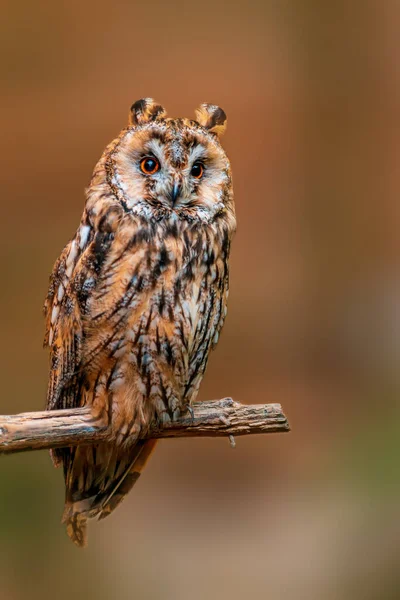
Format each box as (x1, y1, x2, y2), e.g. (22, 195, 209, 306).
(123, 270, 208, 361)
(88, 235, 216, 350)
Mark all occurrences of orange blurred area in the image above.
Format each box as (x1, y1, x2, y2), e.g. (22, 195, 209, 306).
(1, 1, 399, 599)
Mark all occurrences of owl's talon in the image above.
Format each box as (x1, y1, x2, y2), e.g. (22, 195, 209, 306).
(187, 405, 195, 423)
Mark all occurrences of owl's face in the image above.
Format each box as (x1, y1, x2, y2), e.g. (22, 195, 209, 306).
(102, 99, 233, 224)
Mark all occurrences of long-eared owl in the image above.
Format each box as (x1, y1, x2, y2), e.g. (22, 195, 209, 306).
(44, 99, 236, 546)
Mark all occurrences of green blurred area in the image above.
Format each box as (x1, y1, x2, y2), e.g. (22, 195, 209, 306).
(1, 1, 399, 599)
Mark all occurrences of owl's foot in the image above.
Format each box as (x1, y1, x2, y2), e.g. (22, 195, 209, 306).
(170, 405, 194, 423)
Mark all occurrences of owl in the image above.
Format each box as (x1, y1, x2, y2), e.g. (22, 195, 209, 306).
(44, 98, 236, 547)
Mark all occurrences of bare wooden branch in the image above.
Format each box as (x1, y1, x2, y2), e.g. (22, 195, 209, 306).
(0, 398, 290, 455)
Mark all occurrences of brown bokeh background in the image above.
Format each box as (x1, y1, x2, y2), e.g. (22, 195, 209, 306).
(1, 1, 399, 599)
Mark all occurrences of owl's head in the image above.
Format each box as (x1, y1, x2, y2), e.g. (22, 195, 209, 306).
(97, 98, 233, 224)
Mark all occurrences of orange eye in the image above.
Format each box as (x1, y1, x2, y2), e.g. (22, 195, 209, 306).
(140, 156, 160, 175)
(191, 162, 204, 179)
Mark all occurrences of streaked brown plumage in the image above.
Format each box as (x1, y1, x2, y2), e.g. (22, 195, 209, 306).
(44, 99, 236, 546)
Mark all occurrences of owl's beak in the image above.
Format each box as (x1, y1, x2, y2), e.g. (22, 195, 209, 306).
(171, 181, 181, 205)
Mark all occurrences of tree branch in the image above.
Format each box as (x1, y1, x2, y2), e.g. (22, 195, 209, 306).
(0, 398, 290, 455)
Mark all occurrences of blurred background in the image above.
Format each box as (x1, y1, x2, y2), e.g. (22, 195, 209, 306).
(1, 1, 399, 598)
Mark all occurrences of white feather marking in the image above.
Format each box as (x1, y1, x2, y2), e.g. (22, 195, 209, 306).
(51, 305, 59, 324)
(66, 241, 78, 277)
(66, 240, 78, 266)
(79, 225, 91, 249)
(57, 283, 64, 302)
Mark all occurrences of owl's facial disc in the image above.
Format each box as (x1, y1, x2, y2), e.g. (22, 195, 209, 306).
(110, 121, 230, 220)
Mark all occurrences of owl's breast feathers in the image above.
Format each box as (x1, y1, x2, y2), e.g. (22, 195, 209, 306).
(44, 205, 234, 441)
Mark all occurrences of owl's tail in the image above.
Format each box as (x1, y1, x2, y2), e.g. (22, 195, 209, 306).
(59, 439, 157, 547)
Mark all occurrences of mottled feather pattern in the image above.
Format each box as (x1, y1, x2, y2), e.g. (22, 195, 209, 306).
(44, 99, 235, 546)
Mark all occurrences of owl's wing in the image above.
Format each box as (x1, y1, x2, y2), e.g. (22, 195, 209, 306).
(44, 222, 97, 411)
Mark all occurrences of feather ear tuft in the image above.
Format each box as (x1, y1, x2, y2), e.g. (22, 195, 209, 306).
(195, 104, 227, 136)
(129, 98, 167, 126)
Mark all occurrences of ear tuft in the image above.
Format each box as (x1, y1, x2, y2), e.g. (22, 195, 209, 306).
(195, 103, 227, 136)
(129, 98, 167, 126)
